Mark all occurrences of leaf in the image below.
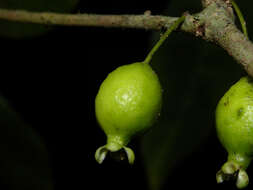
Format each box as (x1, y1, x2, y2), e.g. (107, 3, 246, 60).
(0, 95, 54, 190)
(140, 1, 245, 190)
(0, 0, 79, 39)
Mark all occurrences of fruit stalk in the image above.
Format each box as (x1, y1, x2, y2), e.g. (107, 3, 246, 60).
(143, 15, 185, 64)
(231, 0, 248, 39)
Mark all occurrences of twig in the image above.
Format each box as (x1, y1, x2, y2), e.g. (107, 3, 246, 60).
(0, 0, 253, 77)
(0, 9, 177, 30)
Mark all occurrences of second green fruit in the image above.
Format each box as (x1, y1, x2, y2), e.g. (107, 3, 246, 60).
(216, 76, 253, 188)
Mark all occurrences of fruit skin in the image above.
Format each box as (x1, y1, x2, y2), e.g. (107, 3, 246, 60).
(95, 62, 162, 164)
(216, 76, 253, 188)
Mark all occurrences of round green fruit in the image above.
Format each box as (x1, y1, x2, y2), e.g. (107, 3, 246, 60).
(95, 62, 162, 164)
(216, 76, 253, 189)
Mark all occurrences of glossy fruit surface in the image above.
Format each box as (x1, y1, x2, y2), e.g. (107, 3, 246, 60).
(216, 76, 253, 188)
(95, 62, 162, 164)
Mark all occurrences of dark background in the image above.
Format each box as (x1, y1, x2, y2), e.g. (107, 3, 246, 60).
(0, 0, 251, 190)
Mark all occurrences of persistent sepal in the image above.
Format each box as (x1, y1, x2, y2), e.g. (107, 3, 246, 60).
(216, 161, 249, 189)
(95, 146, 108, 164)
(95, 145, 135, 164)
(123, 146, 135, 165)
(236, 170, 249, 189)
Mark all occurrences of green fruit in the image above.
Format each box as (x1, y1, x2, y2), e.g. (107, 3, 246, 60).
(95, 62, 162, 164)
(216, 76, 253, 189)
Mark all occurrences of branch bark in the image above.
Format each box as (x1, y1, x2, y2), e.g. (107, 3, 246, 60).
(0, 0, 253, 77)
(0, 9, 177, 30)
(181, 0, 253, 76)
